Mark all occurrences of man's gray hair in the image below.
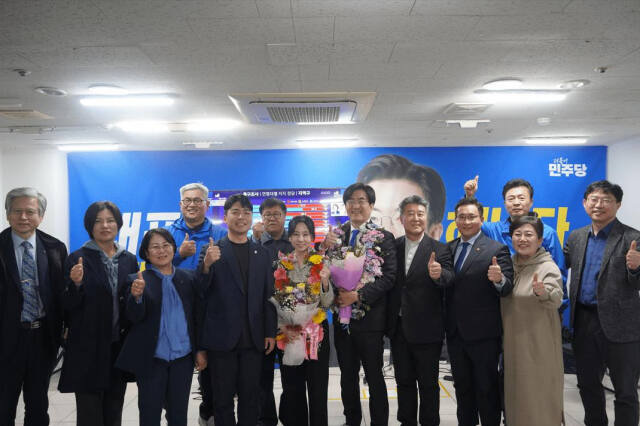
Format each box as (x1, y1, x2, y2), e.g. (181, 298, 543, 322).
(398, 195, 429, 215)
(5, 187, 47, 216)
(179, 183, 209, 200)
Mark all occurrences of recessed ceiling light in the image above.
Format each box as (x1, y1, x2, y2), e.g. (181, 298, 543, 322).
(114, 121, 170, 133)
(296, 138, 358, 149)
(537, 117, 552, 126)
(559, 79, 590, 89)
(80, 95, 174, 107)
(186, 119, 242, 132)
(523, 136, 588, 145)
(88, 84, 129, 95)
(482, 78, 523, 90)
(34, 87, 67, 97)
(57, 144, 120, 151)
(445, 119, 491, 128)
(475, 89, 568, 103)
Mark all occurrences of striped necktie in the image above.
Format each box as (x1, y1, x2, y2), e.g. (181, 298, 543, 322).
(20, 241, 41, 322)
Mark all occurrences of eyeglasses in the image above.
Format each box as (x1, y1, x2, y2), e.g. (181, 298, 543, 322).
(10, 208, 39, 217)
(586, 196, 615, 206)
(455, 214, 479, 222)
(346, 198, 369, 207)
(263, 212, 282, 220)
(148, 243, 173, 253)
(181, 198, 205, 206)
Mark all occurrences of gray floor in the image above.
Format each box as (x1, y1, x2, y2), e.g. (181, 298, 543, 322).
(15, 362, 618, 425)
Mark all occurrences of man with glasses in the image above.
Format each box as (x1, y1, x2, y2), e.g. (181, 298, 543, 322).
(446, 197, 513, 426)
(0, 187, 67, 425)
(199, 194, 277, 426)
(321, 183, 396, 426)
(564, 180, 640, 426)
(168, 182, 226, 426)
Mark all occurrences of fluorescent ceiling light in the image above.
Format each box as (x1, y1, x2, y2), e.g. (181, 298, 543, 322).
(475, 89, 568, 103)
(296, 121, 353, 126)
(559, 79, 590, 90)
(88, 84, 129, 95)
(58, 144, 119, 151)
(80, 95, 174, 107)
(186, 119, 241, 132)
(445, 119, 491, 128)
(482, 79, 523, 90)
(114, 121, 170, 133)
(523, 136, 588, 145)
(296, 138, 358, 149)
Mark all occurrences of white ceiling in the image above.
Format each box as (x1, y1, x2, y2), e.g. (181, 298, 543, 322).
(0, 0, 639, 150)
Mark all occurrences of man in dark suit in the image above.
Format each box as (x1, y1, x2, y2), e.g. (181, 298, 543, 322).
(564, 180, 640, 426)
(387, 195, 454, 426)
(446, 197, 513, 426)
(199, 194, 277, 426)
(0, 187, 67, 426)
(321, 182, 397, 426)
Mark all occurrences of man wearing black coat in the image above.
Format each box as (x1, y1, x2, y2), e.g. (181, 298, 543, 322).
(387, 195, 454, 426)
(445, 197, 513, 426)
(0, 187, 67, 426)
(320, 183, 397, 426)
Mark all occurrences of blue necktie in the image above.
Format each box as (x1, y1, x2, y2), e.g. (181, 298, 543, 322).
(20, 241, 41, 322)
(454, 242, 470, 273)
(349, 229, 360, 247)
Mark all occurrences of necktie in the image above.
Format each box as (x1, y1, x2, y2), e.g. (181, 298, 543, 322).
(20, 241, 41, 322)
(454, 242, 470, 273)
(349, 229, 360, 247)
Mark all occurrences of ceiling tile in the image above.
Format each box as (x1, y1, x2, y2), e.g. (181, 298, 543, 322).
(17, 46, 154, 68)
(292, 0, 413, 17)
(294, 17, 334, 44)
(257, 0, 292, 18)
(412, 0, 567, 16)
(188, 17, 295, 45)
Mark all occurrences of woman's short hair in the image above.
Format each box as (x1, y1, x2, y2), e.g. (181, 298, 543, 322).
(509, 213, 544, 239)
(83, 201, 124, 239)
(287, 215, 315, 240)
(138, 228, 177, 263)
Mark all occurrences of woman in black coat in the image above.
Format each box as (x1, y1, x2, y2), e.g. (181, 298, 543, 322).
(59, 201, 138, 426)
(116, 228, 210, 426)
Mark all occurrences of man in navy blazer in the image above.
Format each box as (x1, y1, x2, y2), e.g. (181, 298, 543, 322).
(565, 180, 640, 426)
(0, 187, 67, 426)
(199, 194, 277, 426)
(446, 197, 513, 426)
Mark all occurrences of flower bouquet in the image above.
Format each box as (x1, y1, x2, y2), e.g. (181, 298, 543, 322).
(271, 252, 326, 366)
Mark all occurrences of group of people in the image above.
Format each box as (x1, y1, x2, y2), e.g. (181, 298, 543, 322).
(0, 175, 638, 426)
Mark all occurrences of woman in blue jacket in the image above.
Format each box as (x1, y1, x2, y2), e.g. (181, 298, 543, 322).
(116, 228, 209, 426)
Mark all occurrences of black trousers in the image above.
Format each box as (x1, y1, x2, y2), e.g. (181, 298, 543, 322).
(447, 335, 501, 426)
(198, 368, 213, 421)
(573, 304, 640, 426)
(257, 348, 278, 426)
(136, 354, 194, 426)
(279, 320, 330, 426)
(334, 324, 388, 426)
(75, 342, 128, 426)
(391, 321, 443, 426)
(209, 347, 263, 426)
(0, 325, 55, 426)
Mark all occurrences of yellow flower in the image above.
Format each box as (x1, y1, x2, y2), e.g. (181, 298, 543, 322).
(308, 254, 323, 265)
(281, 260, 294, 270)
(296, 282, 306, 290)
(285, 286, 294, 293)
(310, 282, 321, 295)
(312, 309, 326, 324)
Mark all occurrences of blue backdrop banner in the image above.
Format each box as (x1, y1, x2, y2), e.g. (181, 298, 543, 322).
(67, 146, 606, 256)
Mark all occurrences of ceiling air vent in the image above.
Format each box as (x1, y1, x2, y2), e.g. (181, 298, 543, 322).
(443, 103, 492, 115)
(0, 109, 53, 119)
(229, 92, 376, 125)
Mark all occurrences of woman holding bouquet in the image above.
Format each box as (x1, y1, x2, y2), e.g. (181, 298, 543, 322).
(274, 215, 333, 426)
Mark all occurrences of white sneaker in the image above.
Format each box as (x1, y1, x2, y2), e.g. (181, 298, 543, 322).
(198, 416, 215, 426)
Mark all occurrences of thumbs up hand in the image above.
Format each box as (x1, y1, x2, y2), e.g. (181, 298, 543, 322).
(321, 225, 339, 250)
(131, 271, 145, 300)
(627, 240, 640, 270)
(464, 175, 479, 197)
(428, 251, 442, 280)
(532, 273, 546, 297)
(70, 257, 84, 286)
(204, 237, 221, 270)
(487, 256, 503, 283)
(178, 233, 197, 258)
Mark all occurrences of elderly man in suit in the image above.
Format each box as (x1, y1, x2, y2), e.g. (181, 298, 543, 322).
(387, 195, 454, 426)
(564, 180, 640, 426)
(320, 182, 397, 426)
(0, 187, 67, 425)
(199, 193, 277, 426)
(446, 197, 514, 426)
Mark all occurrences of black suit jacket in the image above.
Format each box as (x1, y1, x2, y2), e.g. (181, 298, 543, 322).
(445, 233, 514, 342)
(336, 222, 396, 333)
(116, 268, 204, 377)
(199, 236, 277, 352)
(564, 219, 640, 342)
(387, 234, 454, 344)
(0, 227, 67, 363)
(58, 246, 138, 392)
